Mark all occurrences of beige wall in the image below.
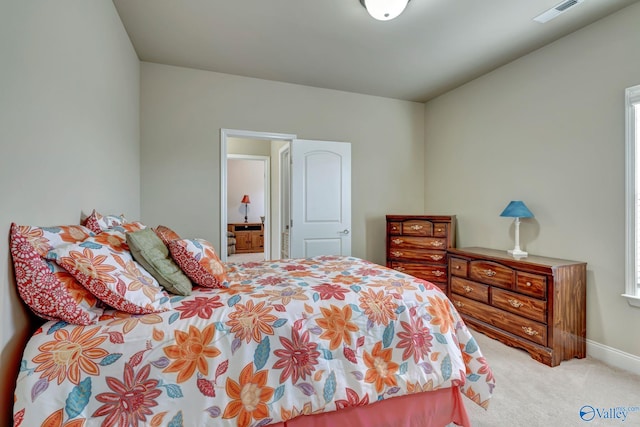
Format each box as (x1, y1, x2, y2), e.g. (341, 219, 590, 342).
(424, 3, 640, 358)
(140, 62, 426, 263)
(227, 159, 266, 224)
(0, 1, 140, 423)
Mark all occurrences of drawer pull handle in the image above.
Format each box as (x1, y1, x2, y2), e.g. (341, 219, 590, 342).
(463, 285, 473, 294)
(455, 265, 461, 270)
(526, 281, 532, 287)
(429, 241, 444, 247)
(522, 326, 538, 336)
(410, 225, 424, 231)
(454, 301, 464, 308)
(436, 228, 443, 232)
(483, 269, 496, 277)
(392, 239, 404, 244)
(391, 251, 403, 257)
(508, 298, 523, 308)
(432, 271, 445, 277)
(395, 267, 406, 272)
(430, 255, 443, 261)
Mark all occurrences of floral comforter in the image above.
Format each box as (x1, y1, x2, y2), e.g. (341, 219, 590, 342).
(13, 256, 494, 427)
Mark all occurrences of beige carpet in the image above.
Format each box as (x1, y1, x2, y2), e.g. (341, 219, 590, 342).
(227, 252, 265, 263)
(464, 331, 640, 426)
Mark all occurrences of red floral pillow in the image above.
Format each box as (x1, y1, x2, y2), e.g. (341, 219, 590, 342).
(9, 223, 104, 324)
(48, 234, 171, 314)
(168, 238, 227, 288)
(154, 225, 181, 246)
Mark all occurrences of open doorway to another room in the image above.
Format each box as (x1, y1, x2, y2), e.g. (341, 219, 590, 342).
(220, 129, 296, 263)
(226, 154, 268, 263)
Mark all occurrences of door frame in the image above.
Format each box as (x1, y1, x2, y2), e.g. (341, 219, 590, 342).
(278, 143, 291, 259)
(220, 128, 297, 262)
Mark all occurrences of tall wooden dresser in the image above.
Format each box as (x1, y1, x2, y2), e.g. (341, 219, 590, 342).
(386, 215, 456, 293)
(448, 247, 586, 367)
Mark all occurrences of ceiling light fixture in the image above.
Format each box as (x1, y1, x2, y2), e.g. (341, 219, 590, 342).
(359, 0, 410, 21)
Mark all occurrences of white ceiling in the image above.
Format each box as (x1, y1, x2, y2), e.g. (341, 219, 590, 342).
(112, 0, 638, 102)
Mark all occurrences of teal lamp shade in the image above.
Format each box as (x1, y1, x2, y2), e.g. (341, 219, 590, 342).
(500, 201, 534, 257)
(500, 201, 534, 219)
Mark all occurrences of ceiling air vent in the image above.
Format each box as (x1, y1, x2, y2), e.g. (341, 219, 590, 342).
(534, 0, 584, 23)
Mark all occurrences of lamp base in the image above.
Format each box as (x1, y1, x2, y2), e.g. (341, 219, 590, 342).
(508, 248, 528, 258)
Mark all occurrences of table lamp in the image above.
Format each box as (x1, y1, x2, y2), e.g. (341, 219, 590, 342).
(241, 195, 250, 223)
(500, 200, 534, 257)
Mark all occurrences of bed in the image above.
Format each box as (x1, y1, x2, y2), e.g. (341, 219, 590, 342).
(11, 216, 494, 427)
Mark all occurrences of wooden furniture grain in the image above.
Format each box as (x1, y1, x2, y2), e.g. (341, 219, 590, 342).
(227, 223, 264, 253)
(448, 247, 586, 367)
(386, 215, 456, 293)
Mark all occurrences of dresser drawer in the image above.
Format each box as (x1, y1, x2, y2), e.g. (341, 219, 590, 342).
(433, 223, 448, 237)
(450, 257, 468, 277)
(388, 222, 402, 235)
(492, 288, 546, 323)
(451, 294, 547, 347)
(451, 276, 489, 303)
(469, 260, 514, 289)
(449, 257, 469, 277)
(401, 220, 434, 236)
(516, 272, 547, 298)
(389, 236, 447, 251)
(390, 262, 448, 283)
(388, 248, 446, 263)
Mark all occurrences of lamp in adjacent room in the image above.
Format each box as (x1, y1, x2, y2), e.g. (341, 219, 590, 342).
(500, 200, 534, 257)
(241, 195, 250, 223)
(359, 0, 410, 21)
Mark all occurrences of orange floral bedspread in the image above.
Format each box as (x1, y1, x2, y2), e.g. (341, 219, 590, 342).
(13, 256, 494, 427)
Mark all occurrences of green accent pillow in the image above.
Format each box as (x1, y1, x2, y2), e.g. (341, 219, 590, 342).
(126, 228, 192, 296)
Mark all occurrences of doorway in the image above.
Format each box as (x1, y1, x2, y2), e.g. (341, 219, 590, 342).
(220, 129, 296, 262)
(220, 129, 352, 262)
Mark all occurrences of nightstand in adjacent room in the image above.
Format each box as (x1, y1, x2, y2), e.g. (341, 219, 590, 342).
(227, 223, 264, 254)
(448, 247, 586, 367)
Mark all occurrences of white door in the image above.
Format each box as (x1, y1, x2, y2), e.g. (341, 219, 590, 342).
(290, 139, 351, 258)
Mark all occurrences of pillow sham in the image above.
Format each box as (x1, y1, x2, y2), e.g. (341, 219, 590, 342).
(153, 225, 181, 246)
(15, 223, 94, 257)
(83, 210, 127, 234)
(48, 236, 171, 314)
(126, 228, 192, 296)
(9, 223, 104, 324)
(168, 238, 227, 288)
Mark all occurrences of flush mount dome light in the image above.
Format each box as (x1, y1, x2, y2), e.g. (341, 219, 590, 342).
(360, 0, 410, 21)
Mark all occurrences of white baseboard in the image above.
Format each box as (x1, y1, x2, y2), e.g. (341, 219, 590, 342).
(587, 339, 640, 376)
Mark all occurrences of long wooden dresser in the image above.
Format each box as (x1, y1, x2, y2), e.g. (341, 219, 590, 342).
(386, 215, 456, 294)
(448, 247, 586, 367)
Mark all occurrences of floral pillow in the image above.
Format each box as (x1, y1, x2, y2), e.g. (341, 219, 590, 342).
(83, 210, 127, 234)
(48, 236, 171, 314)
(9, 223, 104, 324)
(168, 238, 227, 288)
(153, 225, 181, 246)
(117, 221, 146, 233)
(15, 223, 94, 257)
